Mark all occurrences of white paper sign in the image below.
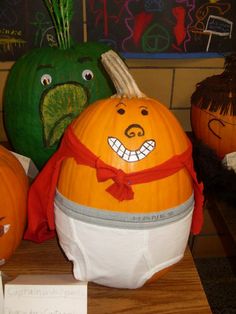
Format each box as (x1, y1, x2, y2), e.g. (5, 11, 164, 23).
(4, 274, 87, 314)
(222, 152, 236, 173)
(11, 152, 39, 179)
(0, 272, 4, 314)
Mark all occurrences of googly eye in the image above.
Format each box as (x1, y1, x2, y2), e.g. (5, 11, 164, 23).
(41, 74, 52, 86)
(117, 108, 125, 115)
(82, 69, 94, 81)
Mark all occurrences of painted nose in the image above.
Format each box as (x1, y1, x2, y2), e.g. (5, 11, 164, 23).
(124, 124, 145, 138)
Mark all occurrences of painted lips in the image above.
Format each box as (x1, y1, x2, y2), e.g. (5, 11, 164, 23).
(108, 137, 156, 162)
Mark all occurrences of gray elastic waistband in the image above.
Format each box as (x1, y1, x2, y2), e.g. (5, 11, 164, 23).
(55, 190, 194, 229)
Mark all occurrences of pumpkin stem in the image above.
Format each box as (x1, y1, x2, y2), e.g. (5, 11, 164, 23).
(101, 50, 146, 98)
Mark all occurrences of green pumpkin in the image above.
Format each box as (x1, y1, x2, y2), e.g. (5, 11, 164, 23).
(4, 42, 114, 169)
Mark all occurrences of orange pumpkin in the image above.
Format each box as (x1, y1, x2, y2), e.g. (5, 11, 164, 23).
(191, 54, 236, 159)
(0, 146, 29, 265)
(57, 53, 193, 213)
(53, 51, 201, 288)
(25, 50, 203, 288)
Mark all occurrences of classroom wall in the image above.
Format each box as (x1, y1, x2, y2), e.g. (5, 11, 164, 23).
(0, 57, 224, 142)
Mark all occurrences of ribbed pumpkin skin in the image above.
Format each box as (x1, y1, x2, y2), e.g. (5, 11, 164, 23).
(4, 42, 114, 169)
(58, 97, 193, 213)
(191, 105, 236, 158)
(0, 146, 29, 264)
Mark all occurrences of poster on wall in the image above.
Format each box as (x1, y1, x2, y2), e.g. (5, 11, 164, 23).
(86, 0, 236, 58)
(0, 0, 235, 61)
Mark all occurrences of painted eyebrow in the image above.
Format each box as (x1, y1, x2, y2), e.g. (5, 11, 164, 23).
(77, 56, 93, 63)
(116, 102, 127, 107)
(36, 64, 54, 70)
(139, 106, 148, 109)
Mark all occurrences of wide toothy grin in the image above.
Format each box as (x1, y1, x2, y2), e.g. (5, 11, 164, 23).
(108, 137, 156, 162)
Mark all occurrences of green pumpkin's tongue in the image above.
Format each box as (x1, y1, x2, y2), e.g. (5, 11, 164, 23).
(41, 83, 87, 147)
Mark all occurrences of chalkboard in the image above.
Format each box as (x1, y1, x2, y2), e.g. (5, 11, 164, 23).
(86, 0, 236, 58)
(0, 0, 83, 61)
(0, 0, 235, 61)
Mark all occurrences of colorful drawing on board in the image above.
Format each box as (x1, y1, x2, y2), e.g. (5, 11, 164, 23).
(29, 11, 57, 48)
(0, 0, 56, 59)
(0, 0, 83, 61)
(86, 0, 235, 56)
(0, 1, 26, 55)
(189, 1, 233, 52)
(0, 0, 235, 60)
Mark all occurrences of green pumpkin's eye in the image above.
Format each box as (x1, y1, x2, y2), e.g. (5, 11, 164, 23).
(82, 69, 94, 81)
(41, 74, 52, 86)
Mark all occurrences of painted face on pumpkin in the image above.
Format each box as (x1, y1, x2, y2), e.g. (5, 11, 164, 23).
(4, 43, 114, 170)
(203, 109, 236, 140)
(0, 216, 11, 265)
(72, 95, 188, 171)
(107, 101, 156, 162)
(191, 105, 236, 158)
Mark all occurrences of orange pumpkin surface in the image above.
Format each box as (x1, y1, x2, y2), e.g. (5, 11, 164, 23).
(191, 54, 236, 159)
(0, 146, 29, 264)
(191, 105, 236, 159)
(57, 53, 193, 214)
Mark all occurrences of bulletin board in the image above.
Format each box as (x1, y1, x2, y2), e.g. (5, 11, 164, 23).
(86, 0, 236, 58)
(0, 0, 83, 61)
(0, 0, 235, 61)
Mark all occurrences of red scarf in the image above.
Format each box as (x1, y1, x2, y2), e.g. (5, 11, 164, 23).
(24, 123, 204, 243)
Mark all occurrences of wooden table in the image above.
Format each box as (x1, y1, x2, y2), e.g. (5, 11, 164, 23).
(1, 238, 212, 314)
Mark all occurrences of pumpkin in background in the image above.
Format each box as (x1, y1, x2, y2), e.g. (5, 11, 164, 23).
(3, 0, 114, 169)
(191, 54, 236, 159)
(0, 146, 29, 265)
(25, 50, 203, 289)
(4, 42, 114, 169)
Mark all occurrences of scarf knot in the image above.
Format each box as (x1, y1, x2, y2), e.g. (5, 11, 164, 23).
(95, 159, 134, 201)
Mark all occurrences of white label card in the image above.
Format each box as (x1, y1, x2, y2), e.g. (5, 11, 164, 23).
(11, 152, 39, 179)
(0, 272, 4, 314)
(4, 274, 87, 314)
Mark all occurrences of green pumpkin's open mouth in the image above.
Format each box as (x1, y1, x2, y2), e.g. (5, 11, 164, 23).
(41, 83, 88, 147)
(108, 137, 156, 162)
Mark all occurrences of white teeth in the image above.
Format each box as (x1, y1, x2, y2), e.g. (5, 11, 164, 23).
(123, 153, 130, 161)
(117, 149, 125, 157)
(108, 137, 156, 162)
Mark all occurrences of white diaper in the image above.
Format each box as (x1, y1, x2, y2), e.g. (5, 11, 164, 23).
(54, 191, 194, 289)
